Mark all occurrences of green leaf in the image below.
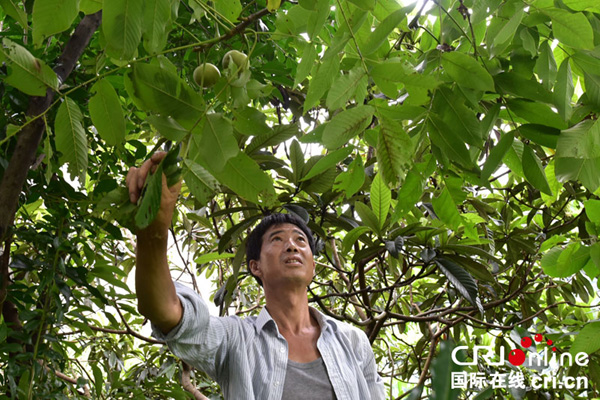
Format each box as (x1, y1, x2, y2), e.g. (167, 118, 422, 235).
(583, 72, 600, 111)
(146, 115, 189, 142)
(570, 322, 600, 356)
(370, 173, 391, 230)
(354, 202, 381, 235)
(347, 0, 375, 10)
(213, 153, 276, 206)
(126, 63, 205, 127)
(80, 0, 103, 14)
(494, 72, 553, 104)
(195, 113, 239, 173)
(506, 99, 567, 129)
(482, 132, 514, 181)
(544, 8, 594, 50)
(431, 188, 462, 230)
(441, 52, 494, 92)
(215, 0, 242, 23)
(195, 252, 236, 264)
(289, 139, 305, 184)
(245, 124, 298, 155)
(522, 146, 552, 195)
(370, 61, 406, 98)
(322, 105, 374, 149)
(555, 119, 600, 190)
(361, 7, 408, 55)
(135, 164, 163, 230)
(142, 0, 172, 54)
(333, 154, 365, 199)
(427, 114, 474, 168)
(233, 106, 272, 137)
(326, 67, 367, 110)
(32, 0, 79, 46)
(492, 8, 524, 47)
(434, 258, 483, 314)
(182, 159, 217, 206)
(517, 124, 560, 149)
(377, 117, 413, 186)
(534, 41, 557, 91)
(1, 38, 59, 96)
(89, 79, 126, 147)
(306, 0, 330, 39)
(55, 97, 88, 182)
(584, 200, 600, 224)
(342, 226, 371, 254)
(103, 0, 144, 61)
(0, 0, 27, 27)
(433, 87, 482, 147)
(430, 341, 461, 400)
(541, 243, 590, 278)
(294, 42, 317, 88)
(562, 0, 600, 12)
(301, 146, 353, 181)
(304, 55, 340, 112)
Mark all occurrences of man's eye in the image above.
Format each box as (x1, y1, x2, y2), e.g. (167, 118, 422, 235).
(297, 236, 306, 242)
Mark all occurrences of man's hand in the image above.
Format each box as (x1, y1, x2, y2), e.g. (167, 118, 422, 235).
(126, 151, 182, 235)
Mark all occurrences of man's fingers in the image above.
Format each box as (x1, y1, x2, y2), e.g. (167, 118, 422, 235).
(127, 167, 139, 203)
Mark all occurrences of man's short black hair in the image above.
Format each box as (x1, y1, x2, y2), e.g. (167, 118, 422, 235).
(246, 213, 315, 286)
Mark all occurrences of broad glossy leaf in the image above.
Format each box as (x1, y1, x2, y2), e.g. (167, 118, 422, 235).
(556, 120, 600, 159)
(32, 0, 78, 45)
(361, 7, 408, 55)
(233, 106, 271, 137)
(522, 146, 552, 195)
(215, 0, 242, 23)
(571, 322, 600, 356)
(134, 164, 163, 230)
(433, 87, 482, 147)
(354, 201, 380, 235)
(213, 153, 276, 206)
(377, 117, 413, 186)
(289, 140, 305, 184)
(441, 52, 494, 92)
(146, 115, 189, 142)
(427, 114, 474, 168)
(583, 72, 600, 111)
(431, 188, 461, 230)
(301, 146, 353, 181)
(103, 0, 143, 61)
(1, 38, 59, 96)
(333, 154, 365, 199)
(370, 173, 391, 230)
(195, 252, 236, 264)
(0, 0, 27, 27)
(517, 124, 560, 149)
(494, 72, 553, 104)
(482, 132, 514, 181)
(304, 55, 340, 112)
(126, 63, 205, 126)
(585, 200, 600, 224)
(142, 0, 172, 54)
(347, 0, 375, 10)
(435, 258, 484, 314)
(80, 0, 102, 14)
(294, 42, 317, 88)
(183, 159, 217, 206)
(245, 124, 298, 155)
(544, 8, 594, 50)
(535, 41, 557, 91)
(492, 8, 524, 47)
(55, 97, 88, 182)
(195, 113, 239, 173)
(89, 79, 126, 147)
(322, 105, 374, 149)
(342, 225, 371, 254)
(506, 99, 567, 129)
(306, 0, 330, 39)
(326, 67, 367, 110)
(562, 0, 600, 12)
(541, 243, 590, 277)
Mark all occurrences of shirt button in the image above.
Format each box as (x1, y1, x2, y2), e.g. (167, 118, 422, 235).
(275, 381, 280, 386)
(280, 347, 285, 353)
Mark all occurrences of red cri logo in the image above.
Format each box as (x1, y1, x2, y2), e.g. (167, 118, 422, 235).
(508, 333, 557, 366)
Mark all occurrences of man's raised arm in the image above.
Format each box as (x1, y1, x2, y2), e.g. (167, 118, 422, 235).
(126, 152, 183, 334)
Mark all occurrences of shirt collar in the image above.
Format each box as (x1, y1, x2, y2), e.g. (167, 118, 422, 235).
(253, 305, 338, 334)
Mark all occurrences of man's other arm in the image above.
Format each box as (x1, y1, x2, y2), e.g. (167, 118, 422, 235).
(126, 152, 183, 334)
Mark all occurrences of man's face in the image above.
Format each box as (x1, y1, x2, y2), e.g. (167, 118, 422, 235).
(249, 223, 315, 289)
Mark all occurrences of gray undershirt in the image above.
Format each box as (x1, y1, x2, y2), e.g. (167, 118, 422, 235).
(281, 357, 337, 400)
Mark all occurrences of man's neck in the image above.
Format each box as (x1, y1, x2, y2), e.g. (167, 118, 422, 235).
(263, 286, 315, 335)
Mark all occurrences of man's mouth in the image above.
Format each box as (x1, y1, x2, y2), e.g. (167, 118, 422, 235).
(284, 257, 302, 265)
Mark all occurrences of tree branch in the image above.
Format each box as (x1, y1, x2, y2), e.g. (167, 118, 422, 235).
(182, 362, 209, 400)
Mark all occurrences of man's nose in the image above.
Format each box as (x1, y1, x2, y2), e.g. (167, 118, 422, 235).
(285, 238, 298, 252)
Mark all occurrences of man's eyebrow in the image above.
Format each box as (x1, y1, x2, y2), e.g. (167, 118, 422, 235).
(267, 229, 307, 239)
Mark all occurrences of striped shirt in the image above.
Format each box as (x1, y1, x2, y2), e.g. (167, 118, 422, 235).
(152, 282, 386, 400)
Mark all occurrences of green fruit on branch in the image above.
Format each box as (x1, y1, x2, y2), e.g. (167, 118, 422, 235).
(193, 63, 221, 87)
(222, 50, 249, 71)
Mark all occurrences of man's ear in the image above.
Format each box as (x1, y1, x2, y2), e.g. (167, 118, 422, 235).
(249, 259, 261, 277)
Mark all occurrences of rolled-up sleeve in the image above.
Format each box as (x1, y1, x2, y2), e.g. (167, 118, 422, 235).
(151, 282, 228, 379)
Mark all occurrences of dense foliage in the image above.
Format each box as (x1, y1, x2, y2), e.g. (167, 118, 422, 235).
(1, 0, 600, 398)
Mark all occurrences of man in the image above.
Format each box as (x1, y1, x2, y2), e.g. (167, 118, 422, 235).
(127, 152, 385, 399)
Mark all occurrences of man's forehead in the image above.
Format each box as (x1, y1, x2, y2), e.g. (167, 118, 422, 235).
(263, 223, 307, 238)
